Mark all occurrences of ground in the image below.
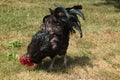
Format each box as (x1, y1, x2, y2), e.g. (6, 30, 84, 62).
(0, 0, 120, 80)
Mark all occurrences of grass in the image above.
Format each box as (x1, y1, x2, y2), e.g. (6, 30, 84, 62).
(0, 0, 120, 80)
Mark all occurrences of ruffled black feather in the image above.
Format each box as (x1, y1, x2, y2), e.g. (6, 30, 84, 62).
(72, 5, 82, 9)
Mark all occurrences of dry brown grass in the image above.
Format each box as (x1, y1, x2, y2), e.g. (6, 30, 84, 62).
(0, 0, 120, 80)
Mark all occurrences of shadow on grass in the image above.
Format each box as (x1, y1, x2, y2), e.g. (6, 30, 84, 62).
(33, 55, 93, 73)
(93, 0, 120, 12)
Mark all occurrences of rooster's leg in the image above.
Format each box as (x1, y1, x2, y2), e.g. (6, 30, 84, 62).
(63, 54, 67, 68)
(48, 57, 56, 71)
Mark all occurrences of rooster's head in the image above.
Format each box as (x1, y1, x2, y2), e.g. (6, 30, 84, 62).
(19, 54, 34, 66)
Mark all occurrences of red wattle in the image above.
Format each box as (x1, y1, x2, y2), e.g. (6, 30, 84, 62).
(19, 55, 34, 66)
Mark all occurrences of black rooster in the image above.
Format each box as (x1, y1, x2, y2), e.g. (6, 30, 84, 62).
(19, 3, 85, 71)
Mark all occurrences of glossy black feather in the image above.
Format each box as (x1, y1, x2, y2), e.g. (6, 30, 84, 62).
(26, 5, 84, 64)
(27, 15, 70, 64)
(72, 5, 82, 9)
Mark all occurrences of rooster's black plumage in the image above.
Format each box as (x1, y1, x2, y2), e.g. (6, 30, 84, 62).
(20, 4, 85, 71)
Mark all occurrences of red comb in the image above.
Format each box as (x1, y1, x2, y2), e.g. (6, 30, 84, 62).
(19, 55, 34, 66)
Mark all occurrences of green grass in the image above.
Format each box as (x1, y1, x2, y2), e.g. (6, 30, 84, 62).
(0, 0, 120, 80)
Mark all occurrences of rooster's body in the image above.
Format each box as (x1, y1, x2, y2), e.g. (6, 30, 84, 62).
(28, 15, 70, 64)
(19, 4, 85, 71)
